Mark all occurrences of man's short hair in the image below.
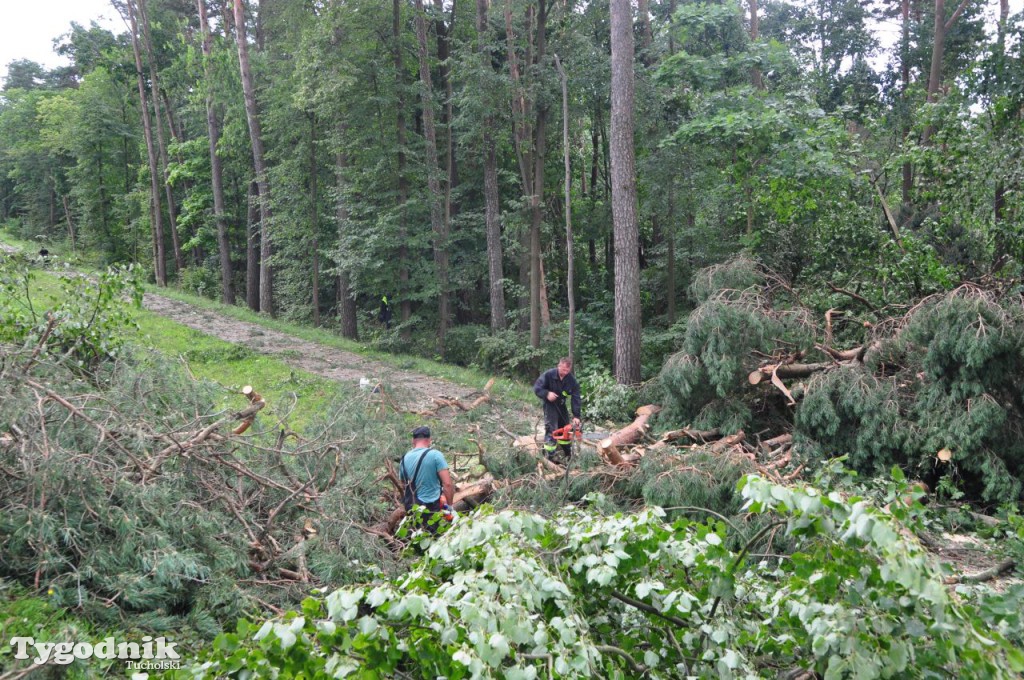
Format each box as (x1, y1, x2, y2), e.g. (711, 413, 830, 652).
(558, 357, 573, 367)
(411, 425, 431, 439)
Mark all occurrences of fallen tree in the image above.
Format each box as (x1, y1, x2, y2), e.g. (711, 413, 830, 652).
(659, 259, 1024, 506)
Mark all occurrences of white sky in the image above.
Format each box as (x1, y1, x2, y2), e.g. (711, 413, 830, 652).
(0, 0, 122, 85)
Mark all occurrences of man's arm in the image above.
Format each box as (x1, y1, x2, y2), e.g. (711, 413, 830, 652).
(533, 370, 549, 400)
(438, 468, 455, 508)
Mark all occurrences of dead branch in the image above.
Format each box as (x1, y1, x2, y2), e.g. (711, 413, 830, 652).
(24, 378, 147, 471)
(658, 427, 721, 444)
(748, 362, 836, 386)
(943, 558, 1016, 585)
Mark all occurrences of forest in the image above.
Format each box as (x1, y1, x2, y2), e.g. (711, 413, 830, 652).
(3, 0, 1024, 677)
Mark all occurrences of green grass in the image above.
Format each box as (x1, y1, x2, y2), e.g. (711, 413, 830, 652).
(11, 267, 341, 431)
(1, 223, 533, 408)
(2, 231, 533, 433)
(144, 283, 534, 404)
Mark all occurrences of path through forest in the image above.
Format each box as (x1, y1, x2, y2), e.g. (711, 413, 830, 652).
(143, 292, 491, 411)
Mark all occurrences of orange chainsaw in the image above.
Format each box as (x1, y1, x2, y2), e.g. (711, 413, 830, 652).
(551, 422, 583, 442)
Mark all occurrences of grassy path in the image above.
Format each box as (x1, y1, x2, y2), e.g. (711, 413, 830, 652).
(142, 291, 477, 411)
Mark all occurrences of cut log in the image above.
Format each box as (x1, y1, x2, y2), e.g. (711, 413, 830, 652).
(710, 430, 745, 453)
(453, 478, 494, 510)
(598, 405, 661, 465)
(759, 433, 792, 452)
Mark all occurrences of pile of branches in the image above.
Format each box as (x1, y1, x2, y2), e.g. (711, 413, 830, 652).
(659, 258, 1024, 506)
(0, 342, 396, 631)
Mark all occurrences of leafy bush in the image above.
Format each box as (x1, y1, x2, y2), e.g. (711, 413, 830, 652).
(476, 328, 543, 378)
(180, 473, 1024, 679)
(578, 367, 638, 423)
(179, 265, 221, 300)
(443, 323, 487, 367)
(0, 258, 142, 372)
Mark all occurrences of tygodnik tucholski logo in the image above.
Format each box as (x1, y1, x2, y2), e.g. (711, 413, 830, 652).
(9, 635, 181, 670)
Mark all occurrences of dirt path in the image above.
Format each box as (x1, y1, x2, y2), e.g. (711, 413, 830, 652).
(143, 292, 482, 409)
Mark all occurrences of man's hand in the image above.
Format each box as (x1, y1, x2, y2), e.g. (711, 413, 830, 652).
(547, 391, 558, 402)
(572, 417, 581, 428)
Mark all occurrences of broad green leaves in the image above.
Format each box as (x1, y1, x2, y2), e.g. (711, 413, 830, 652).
(186, 478, 1022, 679)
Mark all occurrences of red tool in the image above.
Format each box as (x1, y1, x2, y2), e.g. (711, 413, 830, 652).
(551, 422, 583, 442)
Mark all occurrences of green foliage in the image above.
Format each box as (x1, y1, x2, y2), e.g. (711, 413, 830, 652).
(798, 287, 1024, 505)
(476, 329, 543, 379)
(442, 323, 488, 368)
(179, 265, 221, 300)
(577, 367, 638, 423)
(182, 474, 1024, 679)
(659, 260, 815, 430)
(0, 256, 142, 371)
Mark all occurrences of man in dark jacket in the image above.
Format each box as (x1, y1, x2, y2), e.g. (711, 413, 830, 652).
(533, 357, 581, 461)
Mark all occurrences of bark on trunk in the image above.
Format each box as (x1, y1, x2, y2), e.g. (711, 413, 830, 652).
(555, 54, 575, 359)
(234, 0, 274, 316)
(414, 0, 450, 359)
(198, 0, 234, 305)
(610, 0, 642, 384)
(310, 114, 320, 327)
(139, 0, 184, 273)
(749, 0, 763, 89)
(246, 180, 260, 312)
(505, 0, 548, 351)
(924, 0, 972, 143)
(900, 0, 913, 214)
(393, 0, 413, 338)
(123, 0, 166, 286)
(335, 133, 358, 340)
(477, 0, 507, 332)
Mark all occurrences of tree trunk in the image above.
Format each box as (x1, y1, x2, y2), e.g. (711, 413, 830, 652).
(610, 0, 642, 385)
(926, 0, 946, 106)
(335, 143, 358, 340)
(924, 0, 971, 143)
(666, 198, 678, 325)
(638, 0, 653, 64)
(393, 0, 412, 338)
(139, 0, 184, 274)
(529, 2, 549, 353)
(234, 0, 274, 316)
(246, 180, 260, 311)
(198, 0, 234, 305)
(122, 0, 166, 286)
(749, 0, 763, 89)
(310, 114, 320, 327)
(900, 0, 912, 215)
(555, 54, 575, 359)
(434, 0, 458, 240)
(505, 0, 548, 350)
(477, 0, 507, 332)
(414, 0, 450, 359)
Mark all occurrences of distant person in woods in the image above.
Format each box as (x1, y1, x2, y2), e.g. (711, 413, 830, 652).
(38, 248, 49, 261)
(378, 295, 393, 329)
(533, 357, 581, 461)
(399, 426, 454, 533)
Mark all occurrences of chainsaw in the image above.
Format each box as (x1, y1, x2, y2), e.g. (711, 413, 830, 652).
(550, 422, 583, 442)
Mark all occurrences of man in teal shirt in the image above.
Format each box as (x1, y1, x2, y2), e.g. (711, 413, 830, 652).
(399, 426, 454, 532)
